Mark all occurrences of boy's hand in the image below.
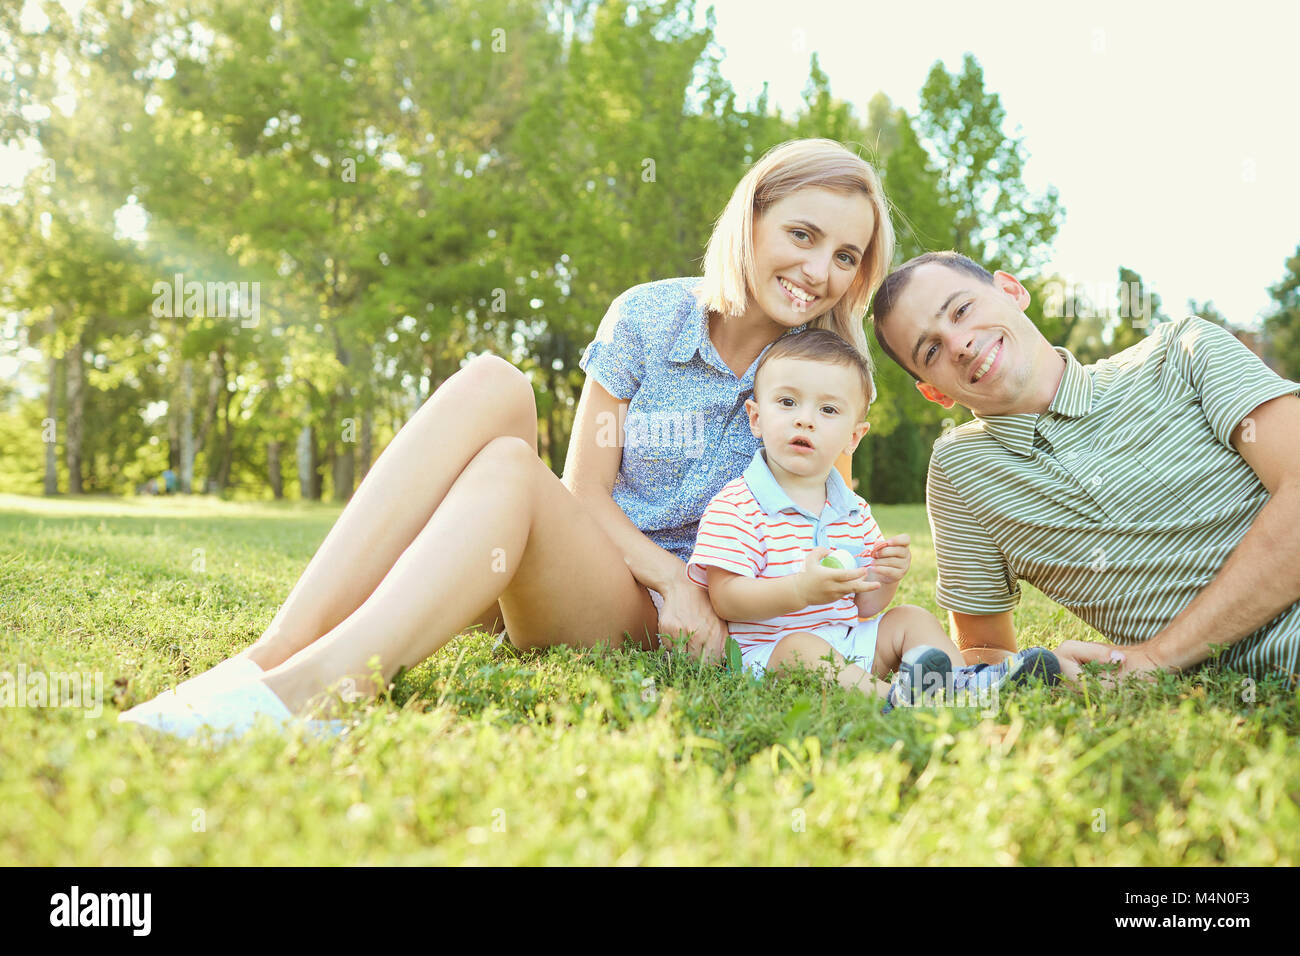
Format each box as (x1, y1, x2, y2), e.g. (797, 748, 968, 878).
(865, 534, 911, 586)
(795, 547, 882, 607)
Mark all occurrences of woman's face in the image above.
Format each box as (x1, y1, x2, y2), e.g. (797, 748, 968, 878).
(747, 186, 876, 328)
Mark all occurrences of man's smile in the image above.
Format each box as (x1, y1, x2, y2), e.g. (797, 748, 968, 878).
(971, 336, 1004, 384)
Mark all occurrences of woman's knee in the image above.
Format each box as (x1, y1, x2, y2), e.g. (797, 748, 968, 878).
(466, 435, 540, 480)
(462, 353, 538, 421)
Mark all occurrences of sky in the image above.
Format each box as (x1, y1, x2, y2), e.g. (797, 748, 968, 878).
(697, 0, 1300, 328)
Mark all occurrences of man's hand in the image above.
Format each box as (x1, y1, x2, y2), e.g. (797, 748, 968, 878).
(656, 576, 729, 664)
(1054, 639, 1124, 684)
(1111, 644, 1163, 681)
(1055, 639, 1162, 685)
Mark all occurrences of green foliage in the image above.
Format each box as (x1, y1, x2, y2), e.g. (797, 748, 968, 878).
(4, 8, 1291, 505)
(914, 53, 1063, 275)
(1265, 246, 1300, 379)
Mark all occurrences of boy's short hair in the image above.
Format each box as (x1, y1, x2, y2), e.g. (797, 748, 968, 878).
(754, 329, 876, 419)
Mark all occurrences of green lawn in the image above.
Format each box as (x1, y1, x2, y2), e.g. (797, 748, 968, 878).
(1, 492, 1297, 865)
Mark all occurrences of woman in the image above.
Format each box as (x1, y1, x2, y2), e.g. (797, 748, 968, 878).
(120, 138, 895, 736)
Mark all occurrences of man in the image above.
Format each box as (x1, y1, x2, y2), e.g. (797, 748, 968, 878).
(871, 251, 1300, 684)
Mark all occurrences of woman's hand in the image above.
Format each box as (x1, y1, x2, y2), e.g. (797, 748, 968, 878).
(655, 575, 730, 664)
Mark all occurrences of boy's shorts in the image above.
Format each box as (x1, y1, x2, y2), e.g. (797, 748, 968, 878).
(739, 616, 882, 678)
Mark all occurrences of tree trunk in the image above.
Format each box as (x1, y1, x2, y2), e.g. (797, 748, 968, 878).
(333, 439, 354, 502)
(198, 347, 226, 493)
(332, 386, 355, 502)
(217, 378, 235, 492)
(543, 366, 563, 472)
(167, 391, 181, 471)
(65, 330, 84, 495)
(43, 307, 59, 496)
(358, 409, 373, 481)
(312, 435, 325, 501)
(180, 359, 195, 493)
(267, 439, 283, 499)
(296, 423, 314, 499)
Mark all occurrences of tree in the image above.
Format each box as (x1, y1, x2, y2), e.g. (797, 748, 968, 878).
(1264, 246, 1300, 379)
(914, 54, 1064, 275)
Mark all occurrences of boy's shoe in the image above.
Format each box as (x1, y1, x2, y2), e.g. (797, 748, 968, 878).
(882, 645, 953, 713)
(952, 647, 1061, 705)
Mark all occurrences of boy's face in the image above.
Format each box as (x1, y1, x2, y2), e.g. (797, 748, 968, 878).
(745, 356, 870, 483)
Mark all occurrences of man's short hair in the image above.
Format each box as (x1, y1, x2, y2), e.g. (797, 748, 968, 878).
(871, 251, 995, 381)
(754, 328, 876, 419)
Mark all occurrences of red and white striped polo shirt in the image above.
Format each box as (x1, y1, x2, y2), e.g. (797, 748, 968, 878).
(686, 448, 883, 650)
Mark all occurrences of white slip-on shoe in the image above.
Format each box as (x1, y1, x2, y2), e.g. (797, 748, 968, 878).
(174, 655, 264, 697)
(118, 680, 293, 742)
(118, 655, 266, 718)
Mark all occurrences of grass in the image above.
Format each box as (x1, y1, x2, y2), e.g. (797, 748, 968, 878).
(1, 492, 1297, 865)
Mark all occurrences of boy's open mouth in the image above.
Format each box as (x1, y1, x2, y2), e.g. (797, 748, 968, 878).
(790, 436, 814, 450)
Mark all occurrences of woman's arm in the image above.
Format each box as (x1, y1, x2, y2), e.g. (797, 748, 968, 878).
(561, 375, 691, 595)
(563, 374, 729, 659)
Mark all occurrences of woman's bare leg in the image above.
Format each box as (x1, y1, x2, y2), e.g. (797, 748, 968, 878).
(259, 436, 659, 713)
(244, 355, 535, 670)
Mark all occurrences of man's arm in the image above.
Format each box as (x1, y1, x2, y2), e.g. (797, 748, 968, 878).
(835, 450, 853, 489)
(1123, 394, 1300, 674)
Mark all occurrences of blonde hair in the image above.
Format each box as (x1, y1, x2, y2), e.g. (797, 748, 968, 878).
(697, 138, 895, 383)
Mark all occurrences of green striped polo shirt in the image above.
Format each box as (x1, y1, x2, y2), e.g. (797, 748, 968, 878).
(925, 315, 1300, 680)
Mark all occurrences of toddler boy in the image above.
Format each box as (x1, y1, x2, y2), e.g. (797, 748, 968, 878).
(686, 329, 1058, 708)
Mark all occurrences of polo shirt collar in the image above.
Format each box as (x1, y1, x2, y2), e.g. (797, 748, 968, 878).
(743, 448, 860, 521)
(973, 346, 1093, 458)
(1047, 347, 1093, 418)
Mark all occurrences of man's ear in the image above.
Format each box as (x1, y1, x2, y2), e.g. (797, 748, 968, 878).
(916, 381, 956, 408)
(993, 270, 1031, 311)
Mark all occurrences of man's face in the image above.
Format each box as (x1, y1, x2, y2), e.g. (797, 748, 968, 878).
(745, 357, 869, 483)
(879, 263, 1049, 416)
